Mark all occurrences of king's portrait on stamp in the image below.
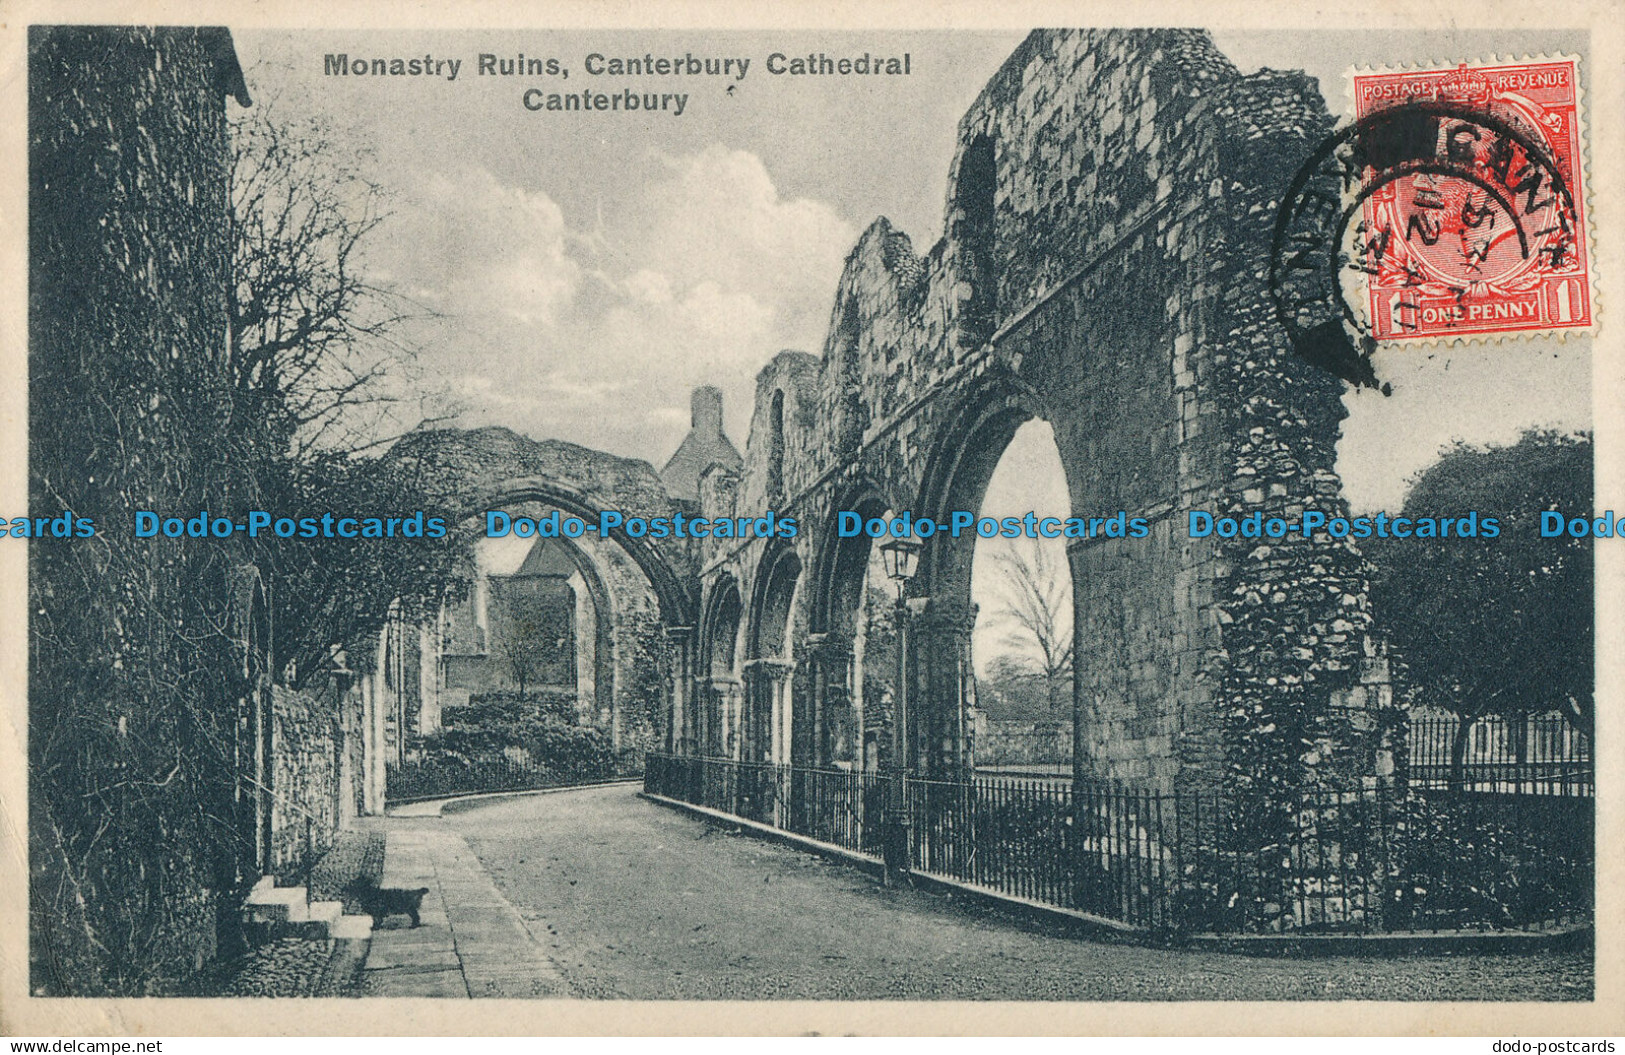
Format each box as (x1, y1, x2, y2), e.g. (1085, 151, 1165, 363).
(2, 1, 1617, 1038)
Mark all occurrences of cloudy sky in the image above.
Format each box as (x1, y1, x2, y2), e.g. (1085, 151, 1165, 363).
(236, 27, 1591, 517)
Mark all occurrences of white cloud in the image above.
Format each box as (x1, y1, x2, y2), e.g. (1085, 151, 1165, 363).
(452, 374, 512, 405)
(394, 168, 581, 329)
(624, 145, 856, 350)
(536, 372, 626, 403)
(394, 148, 857, 461)
(622, 268, 674, 305)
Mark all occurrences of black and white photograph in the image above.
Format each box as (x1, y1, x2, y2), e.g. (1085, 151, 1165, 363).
(3, 0, 1620, 1037)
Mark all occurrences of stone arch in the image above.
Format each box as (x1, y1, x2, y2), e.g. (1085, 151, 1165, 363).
(910, 377, 1074, 777)
(744, 545, 802, 764)
(810, 483, 899, 635)
(915, 377, 1062, 603)
(806, 483, 899, 769)
(700, 574, 745, 757)
(472, 477, 694, 626)
(436, 492, 666, 753)
(749, 546, 801, 660)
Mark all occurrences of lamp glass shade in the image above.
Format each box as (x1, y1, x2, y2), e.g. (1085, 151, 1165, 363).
(879, 537, 921, 581)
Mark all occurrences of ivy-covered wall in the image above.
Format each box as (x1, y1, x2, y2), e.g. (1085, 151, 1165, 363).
(28, 26, 253, 995)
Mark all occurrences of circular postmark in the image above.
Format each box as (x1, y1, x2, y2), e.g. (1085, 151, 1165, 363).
(1270, 95, 1586, 389)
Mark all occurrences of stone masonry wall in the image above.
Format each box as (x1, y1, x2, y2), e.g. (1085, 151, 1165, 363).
(270, 685, 346, 876)
(690, 29, 1397, 801)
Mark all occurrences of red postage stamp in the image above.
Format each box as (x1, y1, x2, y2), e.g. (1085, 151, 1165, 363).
(1349, 58, 1592, 341)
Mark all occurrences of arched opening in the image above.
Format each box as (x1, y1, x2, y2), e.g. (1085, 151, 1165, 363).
(969, 420, 1075, 777)
(448, 528, 610, 727)
(485, 536, 590, 704)
(747, 548, 801, 764)
(702, 577, 744, 758)
(457, 478, 695, 627)
(402, 498, 676, 761)
(379, 513, 649, 805)
(767, 390, 787, 503)
(813, 492, 904, 774)
(916, 391, 1075, 780)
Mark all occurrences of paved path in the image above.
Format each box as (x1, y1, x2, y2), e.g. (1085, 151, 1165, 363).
(361, 828, 564, 997)
(362, 784, 1591, 1001)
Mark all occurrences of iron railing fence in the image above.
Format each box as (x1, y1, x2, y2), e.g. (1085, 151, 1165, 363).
(1408, 716, 1592, 796)
(644, 753, 1592, 936)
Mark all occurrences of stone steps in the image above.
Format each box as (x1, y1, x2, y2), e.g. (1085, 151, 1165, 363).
(244, 874, 374, 942)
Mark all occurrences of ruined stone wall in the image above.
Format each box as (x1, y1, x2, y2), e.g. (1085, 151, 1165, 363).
(692, 29, 1397, 798)
(488, 501, 665, 749)
(395, 425, 682, 529)
(380, 424, 675, 755)
(270, 686, 349, 875)
(394, 425, 697, 618)
(1200, 71, 1399, 797)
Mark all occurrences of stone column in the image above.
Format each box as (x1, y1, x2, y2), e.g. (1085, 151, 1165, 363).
(790, 659, 816, 767)
(804, 631, 854, 767)
(740, 665, 765, 763)
(914, 598, 978, 780)
(708, 676, 744, 760)
(742, 659, 793, 764)
(744, 659, 794, 826)
(663, 626, 696, 754)
(692, 674, 716, 755)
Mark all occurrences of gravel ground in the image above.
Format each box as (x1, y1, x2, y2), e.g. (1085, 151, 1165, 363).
(207, 829, 385, 997)
(444, 784, 1593, 1002)
(217, 938, 337, 997)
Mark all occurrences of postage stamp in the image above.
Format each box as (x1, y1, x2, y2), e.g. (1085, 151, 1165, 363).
(1349, 58, 1593, 342)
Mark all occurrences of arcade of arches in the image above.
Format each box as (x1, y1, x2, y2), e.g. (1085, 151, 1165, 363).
(376, 29, 1398, 807)
(671, 27, 1398, 800)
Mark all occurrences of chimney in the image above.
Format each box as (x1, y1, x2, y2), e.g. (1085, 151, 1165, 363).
(660, 385, 743, 503)
(692, 385, 724, 434)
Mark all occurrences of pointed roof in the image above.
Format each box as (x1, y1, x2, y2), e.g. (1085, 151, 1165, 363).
(660, 386, 742, 502)
(513, 537, 577, 579)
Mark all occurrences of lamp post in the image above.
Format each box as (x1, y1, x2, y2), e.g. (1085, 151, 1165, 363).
(878, 535, 920, 887)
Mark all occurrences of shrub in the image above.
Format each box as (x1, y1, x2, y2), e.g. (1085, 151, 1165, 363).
(393, 693, 616, 798)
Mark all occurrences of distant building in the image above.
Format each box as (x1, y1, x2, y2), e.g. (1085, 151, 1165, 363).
(660, 386, 742, 504)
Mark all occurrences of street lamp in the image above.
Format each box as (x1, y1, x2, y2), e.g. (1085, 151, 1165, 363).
(877, 535, 920, 887)
(879, 535, 921, 584)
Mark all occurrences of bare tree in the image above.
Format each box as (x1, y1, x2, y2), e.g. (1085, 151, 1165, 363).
(228, 100, 432, 462)
(497, 612, 541, 701)
(988, 537, 1074, 712)
(226, 99, 462, 684)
